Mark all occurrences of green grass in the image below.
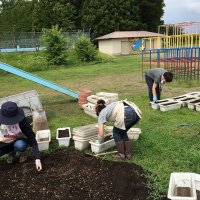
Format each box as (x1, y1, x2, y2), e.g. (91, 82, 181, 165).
(0, 52, 200, 200)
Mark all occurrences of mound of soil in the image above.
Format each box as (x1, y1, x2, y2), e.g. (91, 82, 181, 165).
(0, 148, 152, 200)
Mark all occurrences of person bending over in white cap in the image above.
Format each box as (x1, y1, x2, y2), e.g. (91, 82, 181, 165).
(0, 101, 42, 171)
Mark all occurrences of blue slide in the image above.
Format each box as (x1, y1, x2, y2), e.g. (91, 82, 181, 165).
(0, 62, 78, 99)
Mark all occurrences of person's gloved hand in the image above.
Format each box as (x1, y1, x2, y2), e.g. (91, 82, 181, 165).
(35, 159, 42, 171)
(95, 135, 104, 144)
(153, 96, 157, 102)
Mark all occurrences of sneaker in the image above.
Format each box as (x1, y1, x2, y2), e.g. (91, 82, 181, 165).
(7, 152, 16, 164)
(19, 152, 28, 163)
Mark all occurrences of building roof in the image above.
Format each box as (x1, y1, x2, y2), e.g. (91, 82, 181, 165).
(95, 31, 160, 40)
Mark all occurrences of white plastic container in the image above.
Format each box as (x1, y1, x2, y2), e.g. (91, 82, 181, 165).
(150, 99, 173, 110)
(167, 173, 197, 200)
(73, 135, 97, 151)
(173, 95, 189, 100)
(36, 129, 51, 151)
(177, 97, 197, 107)
(159, 101, 182, 112)
(96, 92, 118, 98)
(127, 128, 142, 140)
(196, 103, 200, 112)
(84, 109, 98, 118)
(72, 130, 97, 138)
(195, 173, 200, 191)
(104, 126, 113, 133)
(187, 98, 200, 110)
(185, 92, 200, 97)
(128, 132, 140, 140)
(56, 127, 71, 147)
(87, 95, 110, 105)
(89, 135, 116, 154)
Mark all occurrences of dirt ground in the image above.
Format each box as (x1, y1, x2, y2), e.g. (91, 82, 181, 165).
(0, 148, 163, 200)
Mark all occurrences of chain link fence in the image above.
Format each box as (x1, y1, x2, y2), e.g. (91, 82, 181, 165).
(0, 30, 90, 52)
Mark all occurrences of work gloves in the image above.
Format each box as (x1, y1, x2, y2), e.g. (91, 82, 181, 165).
(35, 159, 42, 171)
(96, 135, 104, 144)
(153, 96, 157, 102)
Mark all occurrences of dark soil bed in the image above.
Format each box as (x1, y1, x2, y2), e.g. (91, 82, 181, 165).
(0, 148, 154, 200)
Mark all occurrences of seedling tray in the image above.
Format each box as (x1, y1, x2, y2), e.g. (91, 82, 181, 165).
(56, 127, 71, 147)
(168, 173, 197, 200)
(159, 101, 182, 112)
(150, 99, 174, 110)
(89, 134, 115, 154)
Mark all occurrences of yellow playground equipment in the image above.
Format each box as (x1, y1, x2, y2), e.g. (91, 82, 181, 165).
(142, 21, 200, 50)
(142, 22, 200, 85)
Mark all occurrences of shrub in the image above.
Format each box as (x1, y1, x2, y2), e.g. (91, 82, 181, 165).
(42, 25, 67, 65)
(75, 36, 97, 62)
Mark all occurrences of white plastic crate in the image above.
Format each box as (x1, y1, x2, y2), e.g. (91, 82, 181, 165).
(56, 127, 71, 147)
(36, 129, 51, 151)
(167, 173, 197, 200)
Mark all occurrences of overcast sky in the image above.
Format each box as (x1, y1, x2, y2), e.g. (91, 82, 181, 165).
(162, 0, 200, 24)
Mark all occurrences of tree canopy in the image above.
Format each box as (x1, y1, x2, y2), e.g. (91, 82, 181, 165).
(0, 0, 165, 37)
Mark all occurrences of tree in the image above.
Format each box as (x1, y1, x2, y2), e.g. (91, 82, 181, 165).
(0, 0, 34, 32)
(81, 0, 144, 38)
(134, 0, 165, 32)
(32, 0, 77, 31)
(68, 0, 85, 29)
(75, 36, 97, 62)
(42, 25, 68, 65)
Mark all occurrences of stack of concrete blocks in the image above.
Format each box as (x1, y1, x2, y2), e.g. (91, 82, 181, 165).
(151, 91, 200, 112)
(104, 125, 142, 141)
(72, 123, 98, 151)
(82, 92, 119, 118)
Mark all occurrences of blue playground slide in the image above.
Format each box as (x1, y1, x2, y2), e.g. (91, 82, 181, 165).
(0, 62, 78, 99)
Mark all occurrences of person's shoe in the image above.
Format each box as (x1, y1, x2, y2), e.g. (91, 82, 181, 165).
(19, 152, 28, 163)
(112, 152, 125, 159)
(7, 152, 16, 164)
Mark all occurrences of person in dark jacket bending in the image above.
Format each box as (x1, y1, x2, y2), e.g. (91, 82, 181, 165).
(145, 68, 173, 102)
(0, 101, 42, 171)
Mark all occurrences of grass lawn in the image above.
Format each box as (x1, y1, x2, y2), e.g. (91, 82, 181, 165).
(0, 52, 200, 199)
